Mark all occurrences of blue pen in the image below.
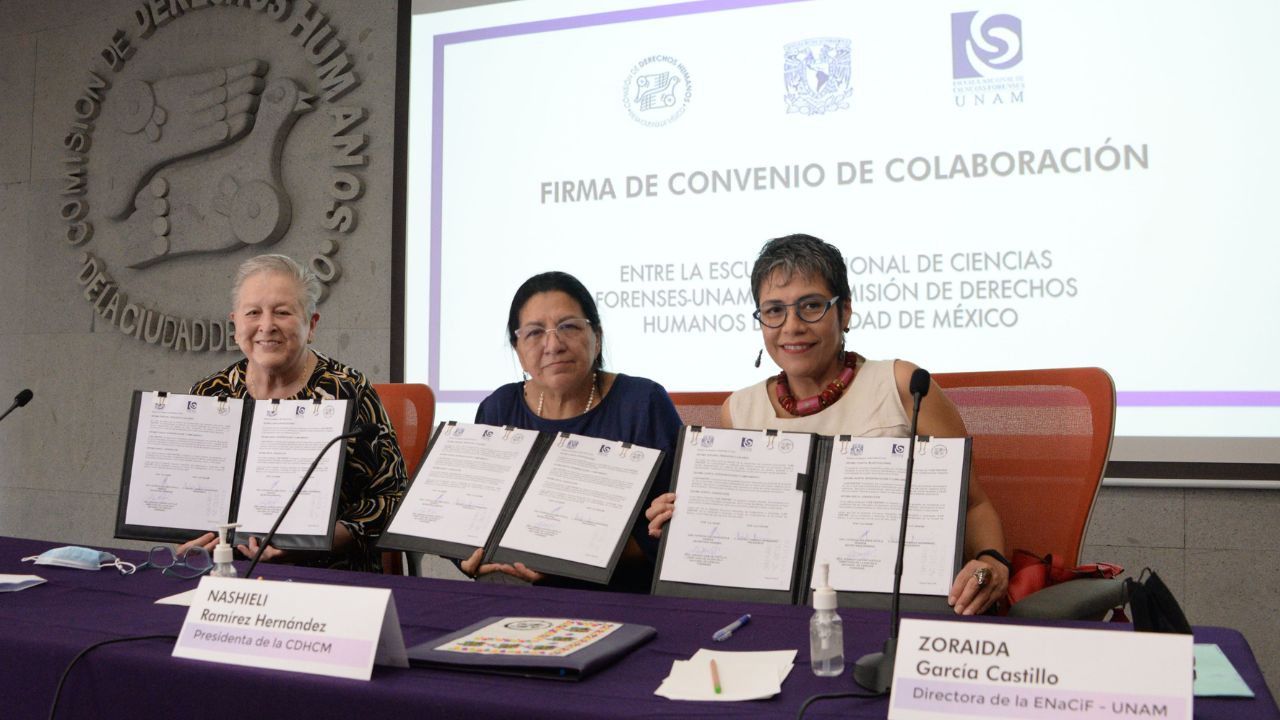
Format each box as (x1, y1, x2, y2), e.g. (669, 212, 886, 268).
(712, 613, 751, 641)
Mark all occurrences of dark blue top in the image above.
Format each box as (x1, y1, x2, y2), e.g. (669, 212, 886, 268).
(475, 374, 683, 593)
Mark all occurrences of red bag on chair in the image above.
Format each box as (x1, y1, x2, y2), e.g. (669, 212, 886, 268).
(1006, 549, 1124, 605)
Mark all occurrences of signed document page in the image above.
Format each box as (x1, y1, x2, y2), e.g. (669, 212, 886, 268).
(811, 436, 967, 596)
(658, 427, 811, 591)
(235, 399, 349, 536)
(498, 435, 661, 568)
(124, 392, 244, 532)
(386, 423, 536, 546)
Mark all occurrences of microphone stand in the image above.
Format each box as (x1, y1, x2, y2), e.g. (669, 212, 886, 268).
(853, 370, 930, 693)
(243, 425, 377, 578)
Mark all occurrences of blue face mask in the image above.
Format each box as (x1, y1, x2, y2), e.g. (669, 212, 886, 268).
(22, 546, 137, 574)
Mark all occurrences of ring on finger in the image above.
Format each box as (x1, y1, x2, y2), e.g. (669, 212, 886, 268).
(973, 567, 992, 588)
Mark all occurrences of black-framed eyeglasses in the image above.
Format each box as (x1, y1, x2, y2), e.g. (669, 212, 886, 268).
(753, 296, 841, 329)
(514, 318, 592, 346)
(136, 545, 213, 579)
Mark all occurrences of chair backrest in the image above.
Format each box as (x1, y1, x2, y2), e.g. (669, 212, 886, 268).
(933, 367, 1115, 566)
(668, 391, 731, 429)
(371, 383, 436, 577)
(371, 383, 436, 481)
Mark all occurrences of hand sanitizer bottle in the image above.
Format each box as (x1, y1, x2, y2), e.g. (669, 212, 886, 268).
(810, 562, 844, 676)
(211, 523, 240, 578)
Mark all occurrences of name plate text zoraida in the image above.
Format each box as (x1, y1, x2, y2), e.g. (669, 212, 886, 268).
(891, 618, 1191, 720)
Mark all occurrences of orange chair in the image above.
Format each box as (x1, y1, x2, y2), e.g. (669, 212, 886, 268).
(668, 392, 731, 429)
(934, 367, 1114, 569)
(935, 367, 1122, 617)
(372, 383, 436, 575)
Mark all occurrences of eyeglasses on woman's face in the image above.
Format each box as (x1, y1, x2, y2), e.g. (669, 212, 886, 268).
(753, 295, 841, 329)
(514, 318, 592, 346)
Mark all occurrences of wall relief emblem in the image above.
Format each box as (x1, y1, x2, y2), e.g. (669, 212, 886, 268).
(59, 0, 372, 353)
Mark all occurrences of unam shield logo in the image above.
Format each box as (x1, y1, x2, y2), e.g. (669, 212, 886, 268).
(951, 11, 1023, 79)
(783, 38, 852, 115)
(622, 55, 692, 127)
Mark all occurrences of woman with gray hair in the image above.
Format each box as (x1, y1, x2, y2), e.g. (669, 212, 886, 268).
(646, 234, 1009, 614)
(181, 254, 407, 572)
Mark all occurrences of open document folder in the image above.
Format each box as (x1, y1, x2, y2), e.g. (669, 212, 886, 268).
(653, 426, 970, 609)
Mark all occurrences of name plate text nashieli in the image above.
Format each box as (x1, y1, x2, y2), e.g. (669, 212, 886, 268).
(173, 576, 407, 680)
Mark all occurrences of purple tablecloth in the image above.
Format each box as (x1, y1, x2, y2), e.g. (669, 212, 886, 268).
(0, 536, 1274, 719)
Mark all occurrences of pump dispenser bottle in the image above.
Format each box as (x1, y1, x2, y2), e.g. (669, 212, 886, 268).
(809, 562, 844, 676)
(211, 523, 240, 578)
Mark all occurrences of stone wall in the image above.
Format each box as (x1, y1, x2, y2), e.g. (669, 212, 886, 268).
(0, 0, 398, 546)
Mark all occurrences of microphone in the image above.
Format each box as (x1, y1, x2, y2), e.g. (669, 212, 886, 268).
(853, 368, 930, 693)
(243, 423, 384, 578)
(754, 349, 763, 368)
(0, 389, 34, 424)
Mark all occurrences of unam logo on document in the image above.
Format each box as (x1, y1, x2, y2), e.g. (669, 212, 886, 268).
(622, 55, 692, 127)
(951, 11, 1026, 108)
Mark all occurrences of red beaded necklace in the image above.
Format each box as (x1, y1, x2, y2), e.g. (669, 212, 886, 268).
(775, 351, 859, 417)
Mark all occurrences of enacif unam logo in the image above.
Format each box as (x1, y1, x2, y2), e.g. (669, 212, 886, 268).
(951, 10, 1026, 107)
(951, 11, 1022, 78)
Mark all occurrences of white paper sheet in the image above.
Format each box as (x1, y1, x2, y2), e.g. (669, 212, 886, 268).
(658, 427, 811, 591)
(124, 392, 244, 531)
(498, 434, 660, 568)
(154, 588, 196, 606)
(690, 648, 796, 683)
(655, 649, 795, 701)
(0, 574, 46, 592)
(811, 436, 967, 595)
(234, 399, 349, 536)
(387, 423, 537, 545)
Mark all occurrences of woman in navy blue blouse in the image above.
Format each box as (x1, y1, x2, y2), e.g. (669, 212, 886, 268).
(460, 271, 683, 593)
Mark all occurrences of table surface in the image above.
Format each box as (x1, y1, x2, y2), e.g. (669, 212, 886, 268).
(1, 535, 1274, 720)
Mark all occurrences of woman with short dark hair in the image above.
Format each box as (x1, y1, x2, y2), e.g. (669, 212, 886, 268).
(646, 235, 1010, 614)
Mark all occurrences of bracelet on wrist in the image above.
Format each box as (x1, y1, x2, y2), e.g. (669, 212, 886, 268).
(976, 548, 1012, 572)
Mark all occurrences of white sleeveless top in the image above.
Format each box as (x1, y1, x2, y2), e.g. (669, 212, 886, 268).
(727, 358, 910, 437)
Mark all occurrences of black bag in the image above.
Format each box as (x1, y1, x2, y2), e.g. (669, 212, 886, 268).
(1125, 568, 1192, 634)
